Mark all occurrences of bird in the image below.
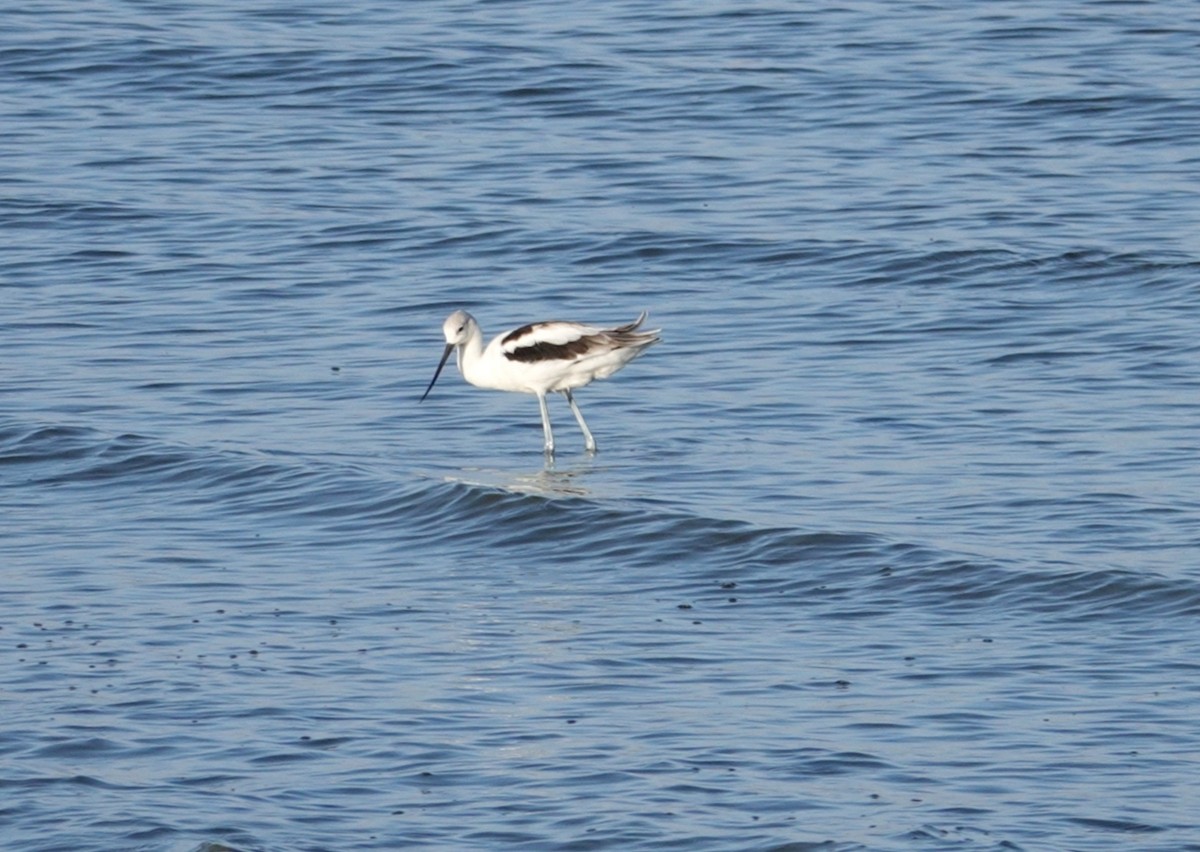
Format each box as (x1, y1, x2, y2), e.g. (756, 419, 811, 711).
(419, 310, 660, 456)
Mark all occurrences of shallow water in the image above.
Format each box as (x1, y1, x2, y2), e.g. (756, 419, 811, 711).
(3, 2, 1200, 850)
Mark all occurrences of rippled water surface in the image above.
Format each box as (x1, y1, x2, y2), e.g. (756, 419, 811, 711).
(4, 2, 1200, 850)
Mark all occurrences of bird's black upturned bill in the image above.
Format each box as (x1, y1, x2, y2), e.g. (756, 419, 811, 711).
(420, 343, 455, 402)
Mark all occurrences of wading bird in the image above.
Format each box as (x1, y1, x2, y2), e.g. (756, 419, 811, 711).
(420, 310, 660, 455)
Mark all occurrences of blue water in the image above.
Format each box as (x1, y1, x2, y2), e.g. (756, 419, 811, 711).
(4, 2, 1200, 850)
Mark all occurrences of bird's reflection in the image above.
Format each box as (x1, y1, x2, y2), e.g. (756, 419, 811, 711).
(450, 457, 597, 498)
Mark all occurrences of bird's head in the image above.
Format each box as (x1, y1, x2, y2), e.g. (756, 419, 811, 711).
(442, 309, 474, 345)
(420, 310, 475, 402)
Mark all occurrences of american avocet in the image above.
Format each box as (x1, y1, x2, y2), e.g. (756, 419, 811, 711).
(420, 310, 661, 455)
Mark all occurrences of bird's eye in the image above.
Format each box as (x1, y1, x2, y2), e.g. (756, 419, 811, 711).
(456, 325, 465, 333)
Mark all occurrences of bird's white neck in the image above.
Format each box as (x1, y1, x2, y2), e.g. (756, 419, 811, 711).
(456, 324, 486, 385)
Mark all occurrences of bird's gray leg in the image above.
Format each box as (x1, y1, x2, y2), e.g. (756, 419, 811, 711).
(537, 392, 555, 456)
(563, 389, 597, 453)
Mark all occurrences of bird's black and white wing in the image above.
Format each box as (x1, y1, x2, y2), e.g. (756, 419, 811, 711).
(501, 313, 655, 365)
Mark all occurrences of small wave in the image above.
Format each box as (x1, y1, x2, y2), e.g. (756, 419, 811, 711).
(5, 419, 1197, 625)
